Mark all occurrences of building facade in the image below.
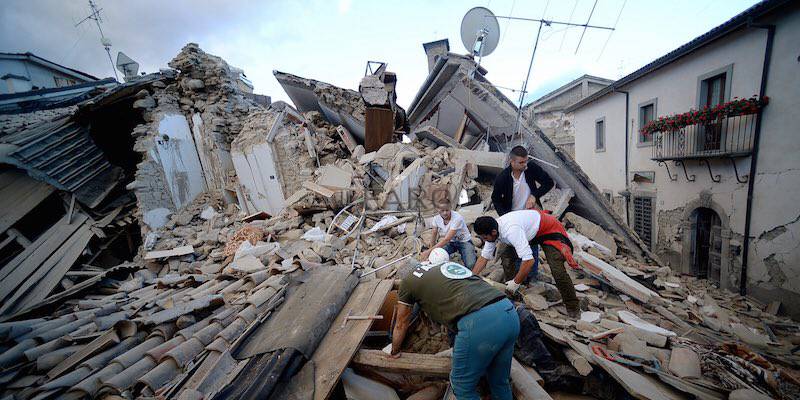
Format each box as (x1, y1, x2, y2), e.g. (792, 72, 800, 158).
(0, 52, 98, 95)
(569, 0, 800, 317)
(522, 75, 612, 158)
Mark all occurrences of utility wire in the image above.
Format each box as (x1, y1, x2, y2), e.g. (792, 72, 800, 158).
(597, 0, 627, 60)
(575, 0, 599, 54)
(559, 0, 579, 51)
(498, 0, 517, 47)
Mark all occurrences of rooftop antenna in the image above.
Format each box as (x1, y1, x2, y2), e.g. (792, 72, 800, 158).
(460, 7, 500, 78)
(75, 0, 119, 81)
(490, 7, 615, 137)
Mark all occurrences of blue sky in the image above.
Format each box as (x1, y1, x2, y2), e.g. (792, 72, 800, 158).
(0, 0, 761, 108)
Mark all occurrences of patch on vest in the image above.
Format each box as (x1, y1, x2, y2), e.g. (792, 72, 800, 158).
(440, 262, 473, 279)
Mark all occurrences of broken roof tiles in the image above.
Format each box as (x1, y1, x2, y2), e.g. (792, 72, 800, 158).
(0, 41, 799, 400)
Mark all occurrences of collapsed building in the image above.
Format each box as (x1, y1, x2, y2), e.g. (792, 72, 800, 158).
(0, 41, 798, 400)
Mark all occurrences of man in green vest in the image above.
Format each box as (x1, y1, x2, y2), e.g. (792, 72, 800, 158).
(389, 248, 519, 400)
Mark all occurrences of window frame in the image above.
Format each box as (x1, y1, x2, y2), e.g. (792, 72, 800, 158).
(594, 117, 606, 152)
(637, 98, 658, 147)
(696, 64, 733, 108)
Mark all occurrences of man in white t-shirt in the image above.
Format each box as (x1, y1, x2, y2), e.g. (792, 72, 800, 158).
(472, 210, 580, 317)
(420, 198, 476, 269)
(490, 146, 555, 283)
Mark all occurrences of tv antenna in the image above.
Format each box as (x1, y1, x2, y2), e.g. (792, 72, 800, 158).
(491, 2, 615, 136)
(75, 0, 119, 81)
(460, 7, 500, 78)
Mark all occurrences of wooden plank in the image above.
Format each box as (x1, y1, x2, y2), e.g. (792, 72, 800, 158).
(590, 351, 684, 400)
(144, 245, 195, 260)
(454, 113, 468, 144)
(14, 227, 95, 313)
(0, 214, 87, 298)
(351, 349, 451, 377)
(48, 328, 120, 379)
(510, 358, 553, 400)
(0, 172, 55, 233)
(564, 348, 593, 376)
(365, 107, 394, 152)
(575, 252, 659, 303)
(310, 279, 393, 400)
(302, 181, 335, 198)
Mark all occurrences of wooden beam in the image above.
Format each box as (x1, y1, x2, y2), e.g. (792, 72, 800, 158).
(365, 107, 394, 152)
(351, 349, 451, 377)
(308, 279, 394, 400)
(454, 113, 468, 144)
(510, 358, 553, 400)
(302, 181, 335, 198)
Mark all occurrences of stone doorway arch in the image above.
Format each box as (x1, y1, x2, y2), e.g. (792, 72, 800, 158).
(679, 192, 733, 290)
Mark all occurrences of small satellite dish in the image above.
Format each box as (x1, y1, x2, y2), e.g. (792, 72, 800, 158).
(116, 52, 139, 80)
(460, 7, 500, 58)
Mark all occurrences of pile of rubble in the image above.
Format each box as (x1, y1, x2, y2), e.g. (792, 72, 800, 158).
(1, 43, 799, 400)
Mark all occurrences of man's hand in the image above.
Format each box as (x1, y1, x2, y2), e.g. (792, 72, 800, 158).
(389, 349, 402, 359)
(420, 249, 431, 261)
(505, 279, 521, 293)
(525, 195, 538, 210)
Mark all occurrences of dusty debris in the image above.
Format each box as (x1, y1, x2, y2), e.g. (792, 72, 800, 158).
(0, 40, 798, 400)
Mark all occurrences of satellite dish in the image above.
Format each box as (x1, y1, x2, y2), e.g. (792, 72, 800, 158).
(116, 52, 139, 80)
(460, 7, 500, 58)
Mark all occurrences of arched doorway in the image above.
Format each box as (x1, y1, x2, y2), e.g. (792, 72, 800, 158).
(691, 207, 722, 283)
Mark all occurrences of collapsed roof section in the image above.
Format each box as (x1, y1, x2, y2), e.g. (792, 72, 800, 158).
(406, 52, 659, 262)
(273, 71, 366, 141)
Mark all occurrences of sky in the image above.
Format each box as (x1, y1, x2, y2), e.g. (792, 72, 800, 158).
(0, 0, 762, 108)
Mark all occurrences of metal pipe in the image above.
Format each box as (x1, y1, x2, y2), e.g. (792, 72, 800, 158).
(740, 22, 775, 296)
(359, 254, 413, 278)
(613, 88, 630, 225)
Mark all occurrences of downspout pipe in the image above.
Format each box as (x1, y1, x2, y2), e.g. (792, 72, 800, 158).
(740, 22, 775, 296)
(613, 88, 630, 224)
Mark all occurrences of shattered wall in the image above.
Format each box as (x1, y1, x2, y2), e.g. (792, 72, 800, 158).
(130, 44, 260, 231)
(407, 54, 658, 263)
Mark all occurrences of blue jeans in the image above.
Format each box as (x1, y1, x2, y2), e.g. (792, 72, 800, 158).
(444, 240, 477, 270)
(451, 298, 520, 400)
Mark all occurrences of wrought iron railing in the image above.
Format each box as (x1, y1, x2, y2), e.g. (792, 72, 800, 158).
(651, 114, 757, 160)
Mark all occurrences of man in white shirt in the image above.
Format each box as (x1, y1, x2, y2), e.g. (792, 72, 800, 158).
(421, 198, 476, 269)
(471, 210, 580, 317)
(490, 146, 555, 283)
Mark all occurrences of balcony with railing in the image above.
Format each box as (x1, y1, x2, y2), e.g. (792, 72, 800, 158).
(643, 96, 768, 161)
(650, 113, 757, 161)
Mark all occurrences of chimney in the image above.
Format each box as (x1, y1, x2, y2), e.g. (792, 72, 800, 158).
(422, 39, 450, 73)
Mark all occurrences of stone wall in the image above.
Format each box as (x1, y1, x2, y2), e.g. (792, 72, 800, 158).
(129, 43, 261, 232)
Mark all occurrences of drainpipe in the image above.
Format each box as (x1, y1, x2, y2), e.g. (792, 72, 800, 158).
(613, 88, 631, 224)
(740, 22, 775, 296)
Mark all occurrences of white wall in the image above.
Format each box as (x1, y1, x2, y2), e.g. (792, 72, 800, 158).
(573, 93, 627, 195)
(153, 113, 207, 210)
(745, 9, 800, 306)
(0, 58, 91, 94)
(572, 6, 800, 316)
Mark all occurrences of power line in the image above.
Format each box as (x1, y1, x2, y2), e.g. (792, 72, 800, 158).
(597, 0, 627, 60)
(575, 0, 599, 54)
(559, 0, 579, 51)
(498, 0, 517, 47)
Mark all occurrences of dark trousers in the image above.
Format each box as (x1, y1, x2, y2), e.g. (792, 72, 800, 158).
(499, 241, 579, 313)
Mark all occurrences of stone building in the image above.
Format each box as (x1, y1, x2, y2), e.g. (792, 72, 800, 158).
(568, 0, 800, 316)
(522, 75, 612, 157)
